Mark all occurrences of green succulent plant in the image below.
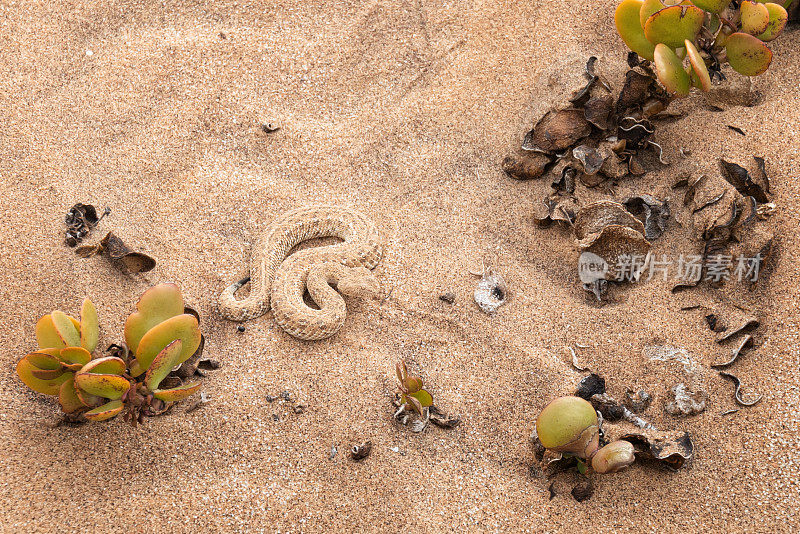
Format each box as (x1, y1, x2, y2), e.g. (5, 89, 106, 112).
(16, 284, 203, 425)
(535, 396, 636, 474)
(615, 0, 791, 95)
(396, 360, 433, 416)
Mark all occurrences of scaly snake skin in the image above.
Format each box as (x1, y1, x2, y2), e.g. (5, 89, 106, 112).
(218, 205, 384, 340)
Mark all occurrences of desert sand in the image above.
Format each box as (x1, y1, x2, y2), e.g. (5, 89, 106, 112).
(1, 1, 798, 532)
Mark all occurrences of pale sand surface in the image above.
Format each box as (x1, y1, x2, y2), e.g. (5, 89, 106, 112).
(1, 1, 799, 532)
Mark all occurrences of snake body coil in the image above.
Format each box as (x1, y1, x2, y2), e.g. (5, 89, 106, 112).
(219, 205, 384, 340)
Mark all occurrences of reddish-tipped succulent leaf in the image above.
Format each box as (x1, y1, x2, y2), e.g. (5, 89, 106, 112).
(757, 3, 788, 41)
(75, 372, 131, 400)
(685, 40, 712, 91)
(124, 283, 185, 354)
(725, 32, 773, 76)
(615, 0, 656, 60)
(654, 43, 691, 96)
(79, 298, 99, 352)
(153, 381, 202, 402)
(84, 400, 124, 422)
(689, 0, 731, 12)
(741, 1, 771, 34)
(644, 5, 705, 48)
(145, 339, 184, 391)
(17, 358, 71, 395)
(132, 314, 201, 377)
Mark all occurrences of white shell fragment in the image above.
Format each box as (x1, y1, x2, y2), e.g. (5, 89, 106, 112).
(474, 269, 508, 314)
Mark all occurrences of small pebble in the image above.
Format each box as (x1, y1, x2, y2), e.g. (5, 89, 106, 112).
(237, 325, 245, 333)
(439, 292, 456, 304)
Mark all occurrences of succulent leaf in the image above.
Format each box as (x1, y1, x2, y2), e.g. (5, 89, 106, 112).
(75, 387, 102, 408)
(644, 5, 705, 48)
(124, 283, 185, 354)
(79, 298, 99, 352)
(36, 315, 67, 350)
(654, 43, 691, 96)
(59, 378, 88, 413)
(25, 351, 64, 370)
(685, 40, 712, 91)
(725, 32, 773, 75)
(84, 400, 124, 422)
(80, 356, 127, 375)
(690, 0, 731, 12)
(30, 368, 65, 380)
(59, 347, 92, 367)
(17, 359, 72, 395)
(757, 3, 788, 41)
(75, 372, 131, 400)
(741, 1, 771, 35)
(615, 0, 657, 60)
(145, 339, 184, 391)
(133, 314, 201, 377)
(153, 381, 202, 402)
(409, 389, 433, 408)
(50, 311, 82, 347)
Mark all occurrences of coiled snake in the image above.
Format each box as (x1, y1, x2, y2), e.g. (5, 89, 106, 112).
(218, 205, 384, 340)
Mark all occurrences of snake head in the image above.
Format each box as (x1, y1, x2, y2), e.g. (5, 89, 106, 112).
(337, 267, 381, 300)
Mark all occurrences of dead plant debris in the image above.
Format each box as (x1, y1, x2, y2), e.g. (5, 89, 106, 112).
(64, 203, 110, 246)
(350, 441, 372, 461)
(75, 232, 156, 273)
(719, 372, 762, 407)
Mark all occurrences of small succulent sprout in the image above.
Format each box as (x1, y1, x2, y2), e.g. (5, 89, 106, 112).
(756, 3, 788, 41)
(740, 0, 771, 35)
(725, 32, 773, 76)
(535, 396, 600, 459)
(615, 0, 656, 60)
(396, 360, 433, 415)
(84, 400, 124, 422)
(591, 440, 637, 474)
(685, 40, 712, 91)
(654, 44, 691, 97)
(644, 5, 705, 49)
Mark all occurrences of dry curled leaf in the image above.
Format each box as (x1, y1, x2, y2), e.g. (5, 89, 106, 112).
(604, 428, 694, 471)
(720, 159, 769, 204)
(623, 195, 669, 240)
(64, 203, 109, 246)
(575, 373, 605, 399)
(711, 335, 753, 369)
(502, 151, 553, 180)
(522, 109, 592, 153)
(719, 372, 762, 407)
(75, 232, 156, 273)
(583, 95, 614, 130)
(429, 406, 461, 428)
